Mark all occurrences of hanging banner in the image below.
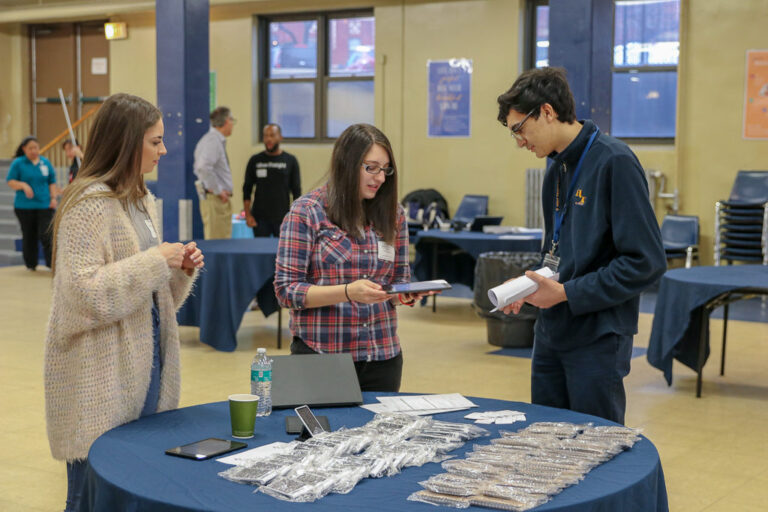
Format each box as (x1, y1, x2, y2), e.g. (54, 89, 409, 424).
(427, 59, 472, 137)
(743, 50, 768, 139)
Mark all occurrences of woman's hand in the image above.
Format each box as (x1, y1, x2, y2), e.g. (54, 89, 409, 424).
(23, 183, 34, 199)
(346, 279, 390, 304)
(159, 242, 184, 269)
(181, 241, 204, 275)
(49, 197, 58, 209)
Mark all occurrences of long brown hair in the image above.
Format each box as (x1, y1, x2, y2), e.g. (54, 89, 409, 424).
(52, 93, 162, 271)
(326, 124, 399, 244)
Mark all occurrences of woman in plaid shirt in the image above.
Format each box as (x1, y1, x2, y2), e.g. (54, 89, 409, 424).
(274, 124, 430, 391)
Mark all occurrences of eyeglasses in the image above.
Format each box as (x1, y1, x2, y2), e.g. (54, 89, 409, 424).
(229, 117, 237, 125)
(362, 162, 395, 176)
(508, 107, 538, 141)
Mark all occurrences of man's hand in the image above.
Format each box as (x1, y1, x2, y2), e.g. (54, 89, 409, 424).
(218, 191, 231, 203)
(521, 270, 567, 309)
(245, 214, 257, 228)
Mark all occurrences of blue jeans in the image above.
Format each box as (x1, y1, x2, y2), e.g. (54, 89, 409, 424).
(65, 300, 162, 512)
(531, 332, 632, 425)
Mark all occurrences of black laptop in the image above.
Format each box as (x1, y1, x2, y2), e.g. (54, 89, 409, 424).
(469, 215, 504, 232)
(270, 353, 363, 409)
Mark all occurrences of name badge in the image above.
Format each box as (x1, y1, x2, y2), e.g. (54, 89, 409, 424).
(39, 164, 49, 177)
(144, 219, 158, 239)
(377, 241, 395, 262)
(256, 169, 268, 178)
(542, 252, 560, 273)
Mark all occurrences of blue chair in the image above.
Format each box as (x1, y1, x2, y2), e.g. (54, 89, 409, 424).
(724, 170, 768, 205)
(451, 194, 488, 230)
(661, 215, 699, 268)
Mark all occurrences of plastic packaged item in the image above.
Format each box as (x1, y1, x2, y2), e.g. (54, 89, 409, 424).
(469, 493, 545, 511)
(259, 470, 333, 502)
(407, 490, 471, 508)
(419, 473, 485, 496)
(251, 348, 272, 416)
(218, 461, 285, 485)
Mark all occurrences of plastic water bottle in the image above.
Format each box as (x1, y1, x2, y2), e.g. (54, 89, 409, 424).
(251, 348, 272, 416)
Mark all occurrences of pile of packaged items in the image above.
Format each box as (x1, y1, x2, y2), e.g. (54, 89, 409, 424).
(408, 421, 642, 510)
(218, 412, 490, 502)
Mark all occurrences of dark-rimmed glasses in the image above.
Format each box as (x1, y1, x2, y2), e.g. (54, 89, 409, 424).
(509, 107, 538, 141)
(362, 162, 394, 176)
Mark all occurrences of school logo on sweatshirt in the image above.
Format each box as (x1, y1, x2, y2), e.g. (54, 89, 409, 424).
(574, 189, 586, 206)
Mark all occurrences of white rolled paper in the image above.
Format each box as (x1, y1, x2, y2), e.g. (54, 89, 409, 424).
(488, 267, 556, 312)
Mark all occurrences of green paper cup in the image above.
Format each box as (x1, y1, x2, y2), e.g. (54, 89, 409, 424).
(228, 394, 259, 439)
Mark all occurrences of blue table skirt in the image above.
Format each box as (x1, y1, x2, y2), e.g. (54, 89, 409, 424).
(177, 238, 280, 352)
(413, 230, 543, 287)
(83, 393, 667, 512)
(647, 265, 768, 385)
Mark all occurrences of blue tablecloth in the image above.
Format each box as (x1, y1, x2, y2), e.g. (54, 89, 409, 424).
(83, 393, 667, 511)
(647, 265, 768, 385)
(177, 238, 279, 352)
(413, 229, 543, 287)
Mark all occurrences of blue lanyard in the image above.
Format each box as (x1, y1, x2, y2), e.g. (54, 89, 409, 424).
(551, 129, 599, 252)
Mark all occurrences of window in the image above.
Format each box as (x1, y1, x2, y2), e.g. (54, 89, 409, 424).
(525, 1, 549, 70)
(611, 0, 680, 139)
(258, 11, 375, 141)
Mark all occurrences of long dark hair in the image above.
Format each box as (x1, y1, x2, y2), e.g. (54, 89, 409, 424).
(326, 124, 399, 244)
(52, 93, 162, 271)
(14, 136, 37, 158)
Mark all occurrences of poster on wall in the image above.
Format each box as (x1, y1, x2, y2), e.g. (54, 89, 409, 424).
(743, 50, 768, 139)
(427, 59, 472, 137)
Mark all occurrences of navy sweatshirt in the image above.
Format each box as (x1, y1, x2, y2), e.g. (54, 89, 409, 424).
(535, 120, 666, 349)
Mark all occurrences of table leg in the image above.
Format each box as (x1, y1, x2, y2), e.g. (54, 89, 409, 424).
(277, 307, 282, 350)
(431, 243, 438, 313)
(696, 306, 710, 398)
(720, 303, 729, 376)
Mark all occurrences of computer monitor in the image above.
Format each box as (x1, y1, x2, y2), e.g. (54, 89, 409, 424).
(270, 353, 363, 409)
(469, 216, 503, 232)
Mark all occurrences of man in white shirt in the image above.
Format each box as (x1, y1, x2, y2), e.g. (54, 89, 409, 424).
(193, 106, 235, 239)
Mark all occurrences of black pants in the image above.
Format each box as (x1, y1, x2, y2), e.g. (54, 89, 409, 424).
(252, 218, 281, 237)
(531, 332, 632, 425)
(14, 208, 54, 269)
(290, 337, 403, 392)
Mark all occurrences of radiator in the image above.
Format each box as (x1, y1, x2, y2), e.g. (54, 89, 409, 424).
(525, 168, 545, 229)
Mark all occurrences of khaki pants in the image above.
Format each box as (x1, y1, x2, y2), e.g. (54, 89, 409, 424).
(200, 193, 232, 239)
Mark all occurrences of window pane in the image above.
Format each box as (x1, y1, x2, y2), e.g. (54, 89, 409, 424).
(329, 17, 375, 77)
(269, 20, 318, 78)
(535, 5, 549, 68)
(611, 71, 676, 138)
(267, 82, 315, 138)
(326, 80, 374, 137)
(614, 0, 679, 67)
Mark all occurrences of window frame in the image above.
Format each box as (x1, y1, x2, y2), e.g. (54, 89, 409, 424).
(257, 9, 375, 144)
(524, 0, 549, 71)
(610, 0, 679, 143)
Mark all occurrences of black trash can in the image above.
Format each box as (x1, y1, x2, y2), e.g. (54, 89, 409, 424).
(473, 251, 541, 348)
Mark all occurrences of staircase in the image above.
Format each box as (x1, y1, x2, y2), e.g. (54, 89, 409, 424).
(0, 159, 23, 266)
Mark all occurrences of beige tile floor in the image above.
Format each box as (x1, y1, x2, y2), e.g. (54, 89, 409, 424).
(2, 264, 768, 511)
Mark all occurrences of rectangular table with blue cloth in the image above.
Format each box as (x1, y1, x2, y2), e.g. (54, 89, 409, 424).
(413, 229, 543, 290)
(647, 265, 768, 397)
(81, 392, 668, 511)
(177, 238, 280, 352)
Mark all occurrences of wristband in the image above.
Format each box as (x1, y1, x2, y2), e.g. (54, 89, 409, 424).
(344, 282, 352, 302)
(398, 293, 416, 306)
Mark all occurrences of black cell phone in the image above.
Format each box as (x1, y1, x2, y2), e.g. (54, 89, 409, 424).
(285, 415, 331, 434)
(165, 438, 247, 460)
(294, 405, 327, 436)
(382, 279, 452, 294)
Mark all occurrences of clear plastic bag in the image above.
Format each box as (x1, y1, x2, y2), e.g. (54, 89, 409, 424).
(407, 490, 471, 508)
(259, 469, 336, 502)
(419, 473, 485, 496)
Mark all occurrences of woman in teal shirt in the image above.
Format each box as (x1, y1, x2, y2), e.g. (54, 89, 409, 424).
(6, 136, 57, 270)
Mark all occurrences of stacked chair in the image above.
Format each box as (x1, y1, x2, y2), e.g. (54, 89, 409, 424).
(714, 171, 768, 265)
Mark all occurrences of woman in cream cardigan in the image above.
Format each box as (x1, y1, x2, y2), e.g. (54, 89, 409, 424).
(45, 93, 204, 512)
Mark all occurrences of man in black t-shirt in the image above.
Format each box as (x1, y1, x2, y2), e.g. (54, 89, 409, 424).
(242, 124, 301, 237)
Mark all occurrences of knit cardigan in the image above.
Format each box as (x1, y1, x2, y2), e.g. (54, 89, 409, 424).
(44, 183, 197, 461)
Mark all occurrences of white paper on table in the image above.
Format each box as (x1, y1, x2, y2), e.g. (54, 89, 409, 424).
(360, 403, 394, 414)
(487, 267, 557, 312)
(217, 441, 292, 465)
(375, 393, 478, 414)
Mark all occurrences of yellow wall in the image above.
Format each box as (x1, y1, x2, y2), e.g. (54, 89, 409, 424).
(676, 0, 768, 264)
(0, 24, 29, 159)
(3, 0, 767, 265)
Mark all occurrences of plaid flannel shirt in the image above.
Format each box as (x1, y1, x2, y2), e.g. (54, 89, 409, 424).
(274, 186, 411, 362)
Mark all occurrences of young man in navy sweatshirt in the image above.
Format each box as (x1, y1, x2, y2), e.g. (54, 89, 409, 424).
(496, 67, 666, 424)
